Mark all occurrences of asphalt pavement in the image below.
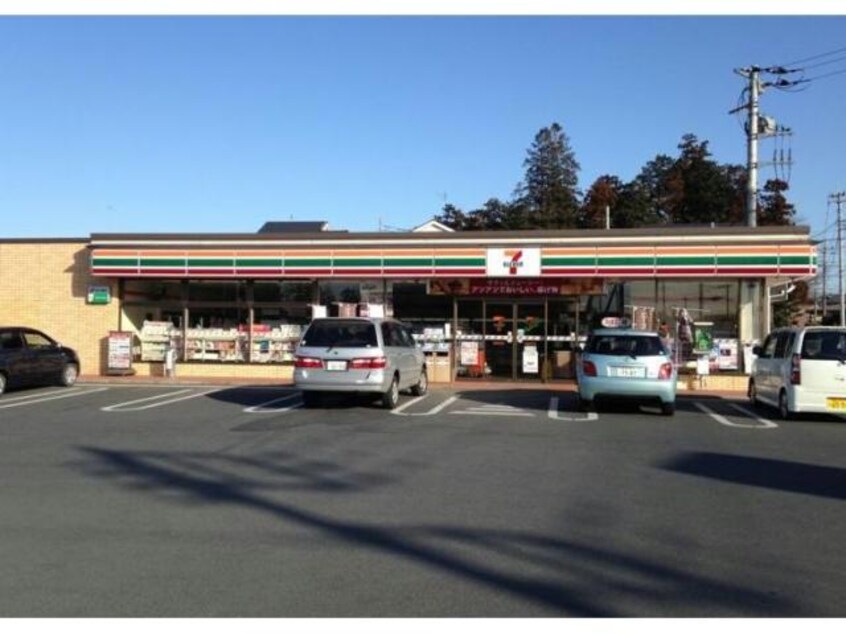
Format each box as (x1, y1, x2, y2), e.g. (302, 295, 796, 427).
(0, 383, 844, 616)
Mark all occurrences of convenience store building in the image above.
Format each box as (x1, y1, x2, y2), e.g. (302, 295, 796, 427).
(0, 222, 817, 384)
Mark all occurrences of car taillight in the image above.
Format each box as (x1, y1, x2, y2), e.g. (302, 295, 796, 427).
(294, 356, 323, 369)
(658, 362, 674, 380)
(790, 353, 801, 385)
(349, 357, 387, 369)
(582, 360, 597, 377)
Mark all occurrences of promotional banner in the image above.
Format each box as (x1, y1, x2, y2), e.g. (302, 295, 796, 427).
(429, 278, 604, 296)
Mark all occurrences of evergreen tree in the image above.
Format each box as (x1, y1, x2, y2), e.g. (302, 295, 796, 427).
(434, 203, 469, 230)
(758, 179, 795, 226)
(634, 154, 675, 223)
(579, 175, 620, 228)
(515, 123, 581, 229)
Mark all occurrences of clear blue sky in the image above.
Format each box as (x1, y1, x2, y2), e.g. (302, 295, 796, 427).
(1, 15, 845, 240)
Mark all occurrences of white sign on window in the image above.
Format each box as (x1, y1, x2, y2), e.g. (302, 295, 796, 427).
(485, 248, 541, 277)
(460, 341, 479, 366)
(522, 344, 539, 373)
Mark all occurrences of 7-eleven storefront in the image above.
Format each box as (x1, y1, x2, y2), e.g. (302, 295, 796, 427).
(87, 225, 816, 382)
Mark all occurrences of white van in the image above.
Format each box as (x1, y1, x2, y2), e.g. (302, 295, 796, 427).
(749, 326, 846, 419)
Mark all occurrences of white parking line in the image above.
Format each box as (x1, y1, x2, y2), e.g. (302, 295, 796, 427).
(547, 396, 599, 421)
(391, 395, 459, 417)
(101, 388, 222, 412)
(451, 404, 534, 417)
(244, 393, 303, 413)
(694, 401, 779, 429)
(727, 403, 779, 428)
(392, 394, 429, 414)
(0, 387, 109, 409)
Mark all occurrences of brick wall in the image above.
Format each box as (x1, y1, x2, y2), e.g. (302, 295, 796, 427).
(0, 241, 119, 376)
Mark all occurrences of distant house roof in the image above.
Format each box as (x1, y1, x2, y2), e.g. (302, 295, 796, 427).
(411, 219, 455, 233)
(258, 221, 330, 234)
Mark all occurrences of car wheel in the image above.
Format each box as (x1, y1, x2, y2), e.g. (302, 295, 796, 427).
(301, 391, 322, 408)
(577, 397, 592, 412)
(59, 363, 78, 387)
(748, 379, 759, 407)
(0, 372, 6, 397)
(382, 376, 400, 410)
(661, 402, 675, 417)
(778, 391, 792, 420)
(410, 368, 428, 396)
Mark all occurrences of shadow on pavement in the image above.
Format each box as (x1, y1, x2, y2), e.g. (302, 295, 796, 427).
(661, 452, 846, 501)
(74, 445, 800, 616)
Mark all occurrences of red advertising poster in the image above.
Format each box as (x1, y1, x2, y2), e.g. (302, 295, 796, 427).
(107, 331, 134, 374)
(430, 278, 604, 296)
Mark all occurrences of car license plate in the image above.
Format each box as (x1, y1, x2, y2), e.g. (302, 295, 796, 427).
(826, 397, 846, 411)
(611, 366, 645, 378)
(325, 360, 347, 372)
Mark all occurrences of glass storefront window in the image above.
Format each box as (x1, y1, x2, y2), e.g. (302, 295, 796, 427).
(188, 281, 247, 303)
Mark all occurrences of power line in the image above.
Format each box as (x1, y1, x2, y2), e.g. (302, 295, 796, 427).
(800, 53, 846, 70)
(801, 66, 846, 83)
(778, 45, 846, 68)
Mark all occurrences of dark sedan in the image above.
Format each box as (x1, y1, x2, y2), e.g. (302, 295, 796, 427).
(0, 327, 80, 396)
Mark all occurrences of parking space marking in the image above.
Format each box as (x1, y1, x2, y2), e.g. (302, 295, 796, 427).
(547, 396, 599, 421)
(726, 402, 779, 428)
(694, 401, 779, 429)
(101, 388, 222, 412)
(244, 393, 303, 413)
(392, 394, 429, 414)
(451, 403, 534, 417)
(0, 387, 109, 409)
(390, 395, 459, 417)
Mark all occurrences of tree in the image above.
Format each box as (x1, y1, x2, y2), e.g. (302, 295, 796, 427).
(634, 154, 675, 223)
(758, 179, 795, 226)
(664, 134, 738, 224)
(614, 181, 663, 228)
(579, 175, 620, 228)
(434, 204, 469, 230)
(514, 123, 581, 229)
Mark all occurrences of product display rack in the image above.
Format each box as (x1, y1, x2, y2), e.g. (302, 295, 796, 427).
(248, 333, 299, 363)
(138, 321, 181, 362)
(185, 329, 244, 362)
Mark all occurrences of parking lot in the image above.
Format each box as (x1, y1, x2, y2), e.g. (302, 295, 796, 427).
(0, 382, 844, 616)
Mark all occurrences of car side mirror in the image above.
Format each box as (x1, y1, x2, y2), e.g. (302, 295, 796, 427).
(752, 345, 762, 356)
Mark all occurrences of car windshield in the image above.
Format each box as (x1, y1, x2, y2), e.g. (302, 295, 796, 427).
(800, 330, 846, 361)
(587, 334, 666, 357)
(301, 320, 379, 348)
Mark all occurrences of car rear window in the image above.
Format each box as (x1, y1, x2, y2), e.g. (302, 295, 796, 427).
(586, 334, 666, 356)
(800, 330, 846, 361)
(301, 320, 379, 348)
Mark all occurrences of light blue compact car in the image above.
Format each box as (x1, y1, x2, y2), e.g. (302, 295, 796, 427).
(576, 328, 677, 416)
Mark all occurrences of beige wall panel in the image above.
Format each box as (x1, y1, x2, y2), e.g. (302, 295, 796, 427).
(0, 242, 119, 376)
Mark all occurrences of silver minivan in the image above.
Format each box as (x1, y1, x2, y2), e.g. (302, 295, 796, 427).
(293, 317, 427, 409)
(749, 326, 846, 418)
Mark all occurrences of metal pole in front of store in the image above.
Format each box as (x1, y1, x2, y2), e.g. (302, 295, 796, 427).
(452, 295, 458, 385)
(541, 297, 552, 383)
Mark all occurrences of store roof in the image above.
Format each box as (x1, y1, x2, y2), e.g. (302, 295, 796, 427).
(90, 224, 813, 248)
(257, 221, 334, 233)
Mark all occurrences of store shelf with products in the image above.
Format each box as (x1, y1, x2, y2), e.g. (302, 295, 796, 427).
(138, 320, 181, 362)
(185, 328, 245, 362)
(248, 325, 303, 364)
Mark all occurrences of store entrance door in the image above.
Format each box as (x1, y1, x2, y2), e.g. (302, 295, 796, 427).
(481, 301, 546, 381)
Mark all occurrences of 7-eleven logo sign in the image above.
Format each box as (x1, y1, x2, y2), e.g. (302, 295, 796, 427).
(486, 248, 540, 277)
(505, 249, 523, 275)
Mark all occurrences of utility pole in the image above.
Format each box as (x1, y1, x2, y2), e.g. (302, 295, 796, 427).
(730, 65, 803, 355)
(830, 192, 846, 327)
(737, 66, 761, 227)
(820, 239, 828, 325)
